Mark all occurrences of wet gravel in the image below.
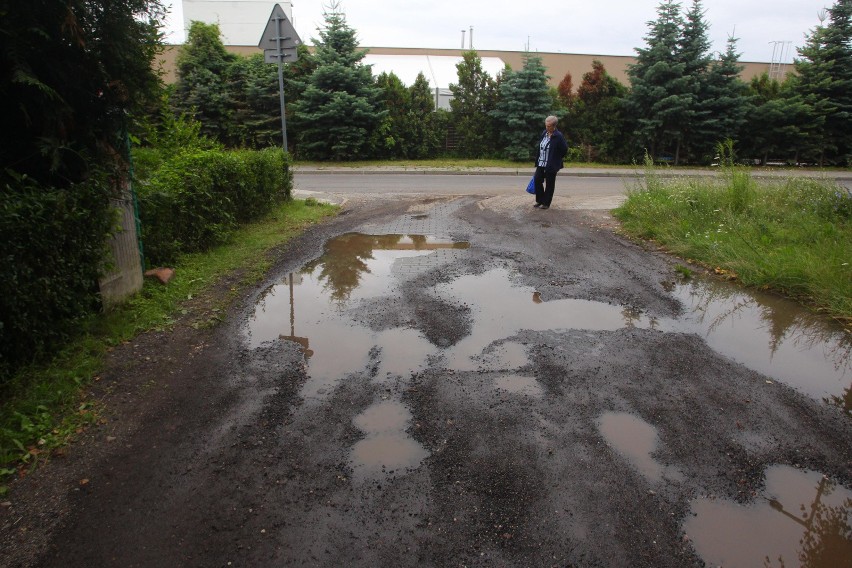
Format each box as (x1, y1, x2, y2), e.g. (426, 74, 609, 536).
(2, 194, 850, 568)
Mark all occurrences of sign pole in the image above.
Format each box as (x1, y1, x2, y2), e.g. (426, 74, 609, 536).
(260, 4, 301, 153)
(275, 15, 288, 151)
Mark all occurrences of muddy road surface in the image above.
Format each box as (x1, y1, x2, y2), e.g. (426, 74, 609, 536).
(3, 192, 851, 568)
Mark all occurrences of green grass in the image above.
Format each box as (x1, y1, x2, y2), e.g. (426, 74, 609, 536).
(613, 162, 852, 323)
(0, 199, 338, 489)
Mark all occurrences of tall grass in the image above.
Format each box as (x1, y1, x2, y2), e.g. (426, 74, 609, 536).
(614, 156, 852, 322)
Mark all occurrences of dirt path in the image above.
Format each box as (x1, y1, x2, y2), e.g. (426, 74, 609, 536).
(2, 194, 850, 567)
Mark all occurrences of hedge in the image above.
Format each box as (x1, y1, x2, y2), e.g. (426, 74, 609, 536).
(136, 147, 292, 265)
(0, 172, 114, 382)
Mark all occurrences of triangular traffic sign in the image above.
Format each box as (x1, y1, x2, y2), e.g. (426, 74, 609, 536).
(258, 4, 301, 51)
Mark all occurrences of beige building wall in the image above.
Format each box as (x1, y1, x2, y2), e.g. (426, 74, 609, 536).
(156, 44, 777, 88)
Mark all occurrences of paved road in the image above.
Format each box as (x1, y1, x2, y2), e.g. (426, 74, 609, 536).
(293, 167, 852, 207)
(294, 173, 638, 209)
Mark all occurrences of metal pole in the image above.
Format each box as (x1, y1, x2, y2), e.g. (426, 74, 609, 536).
(276, 15, 288, 151)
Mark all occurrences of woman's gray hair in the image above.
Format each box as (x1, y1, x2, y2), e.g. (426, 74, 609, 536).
(545, 115, 558, 126)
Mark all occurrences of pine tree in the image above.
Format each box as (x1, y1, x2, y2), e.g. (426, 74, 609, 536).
(290, 1, 385, 160)
(449, 51, 499, 158)
(625, 0, 690, 163)
(795, 0, 852, 165)
(491, 53, 553, 161)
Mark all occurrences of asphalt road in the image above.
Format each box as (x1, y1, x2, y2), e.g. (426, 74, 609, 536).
(294, 173, 637, 209)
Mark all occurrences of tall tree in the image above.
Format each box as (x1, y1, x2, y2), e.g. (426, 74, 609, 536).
(677, 0, 712, 161)
(227, 53, 281, 148)
(449, 50, 498, 158)
(407, 72, 442, 159)
(374, 71, 411, 158)
(491, 53, 553, 161)
(1, 0, 165, 185)
(795, 0, 852, 165)
(557, 72, 577, 110)
(172, 21, 237, 143)
(570, 61, 629, 163)
(625, 0, 691, 163)
(291, 1, 385, 160)
(740, 74, 816, 164)
(693, 36, 749, 161)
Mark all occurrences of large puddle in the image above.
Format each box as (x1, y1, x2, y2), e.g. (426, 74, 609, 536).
(599, 411, 851, 567)
(684, 465, 852, 567)
(244, 232, 851, 408)
(242, 232, 852, 559)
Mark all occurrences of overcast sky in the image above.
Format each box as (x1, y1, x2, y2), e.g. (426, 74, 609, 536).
(163, 0, 831, 63)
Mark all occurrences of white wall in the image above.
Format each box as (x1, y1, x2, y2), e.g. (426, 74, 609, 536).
(182, 0, 293, 45)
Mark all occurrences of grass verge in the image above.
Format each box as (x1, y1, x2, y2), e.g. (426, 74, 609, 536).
(613, 161, 852, 324)
(0, 198, 338, 492)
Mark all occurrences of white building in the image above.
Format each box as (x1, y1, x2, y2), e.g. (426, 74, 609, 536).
(179, 1, 504, 109)
(182, 0, 294, 45)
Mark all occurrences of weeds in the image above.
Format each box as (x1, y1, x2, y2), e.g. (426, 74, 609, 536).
(614, 159, 851, 322)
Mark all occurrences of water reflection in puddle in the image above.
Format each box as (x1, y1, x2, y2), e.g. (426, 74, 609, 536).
(243, 232, 850, 407)
(351, 400, 429, 482)
(683, 465, 852, 568)
(597, 412, 683, 483)
(667, 280, 851, 407)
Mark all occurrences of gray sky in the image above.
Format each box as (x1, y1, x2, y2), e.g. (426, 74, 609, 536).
(163, 0, 831, 63)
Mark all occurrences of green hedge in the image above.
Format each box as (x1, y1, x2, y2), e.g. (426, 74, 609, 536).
(0, 172, 114, 381)
(136, 147, 292, 265)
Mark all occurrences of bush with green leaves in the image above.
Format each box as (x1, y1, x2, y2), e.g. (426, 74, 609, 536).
(136, 148, 292, 265)
(0, 172, 114, 383)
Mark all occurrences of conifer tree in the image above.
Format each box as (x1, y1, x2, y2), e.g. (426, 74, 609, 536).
(693, 36, 748, 161)
(374, 72, 411, 158)
(408, 72, 442, 159)
(173, 22, 237, 143)
(795, 0, 852, 165)
(449, 51, 498, 158)
(491, 53, 553, 161)
(291, 1, 385, 160)
(625, 0, 690, 163)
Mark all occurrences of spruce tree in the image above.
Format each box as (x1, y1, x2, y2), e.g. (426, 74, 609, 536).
(491, 53, 554, 161)
(291, 1, 385, 160)
(449, 51, 499, 158)
(795, 0, 852, 165)
(173, 22, 237, 144)
(625, 0, 690, 163)
(677, 0, 712, 161)
(694, 36, 748, 162)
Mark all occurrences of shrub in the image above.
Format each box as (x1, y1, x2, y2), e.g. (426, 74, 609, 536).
(0, 172, 114, 382)
(136, 148, 292, 265)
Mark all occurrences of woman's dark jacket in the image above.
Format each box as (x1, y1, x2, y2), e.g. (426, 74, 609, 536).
(534, 129, 569, 174)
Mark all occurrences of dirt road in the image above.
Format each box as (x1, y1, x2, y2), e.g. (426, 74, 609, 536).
(3, 192, 850, 567)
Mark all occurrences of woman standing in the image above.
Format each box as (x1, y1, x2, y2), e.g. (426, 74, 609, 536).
(532, 115, 569, 210)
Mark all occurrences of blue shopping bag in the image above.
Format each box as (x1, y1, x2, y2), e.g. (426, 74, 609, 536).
(525, 176, 535, 194)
